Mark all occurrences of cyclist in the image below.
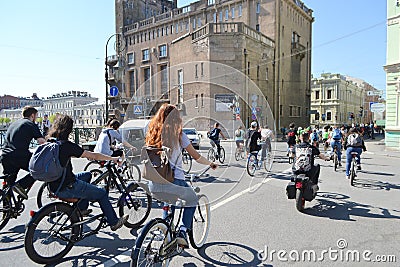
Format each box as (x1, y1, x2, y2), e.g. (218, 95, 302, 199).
(234, 125, 246, 151)
(322, 127, 330, 151)
(311, 129, 319, 147)
(286, 123, 297, 156)
(0, 106, 46, 199)
(292, 132, 330, 186)
(45, 115, 128, 231)
(145, 104, 217, 248)
(330, 126, 343, 166)
(94, 118, 137, 158)
(246, 121, 262, 157)
(343, 127, 367, 179)
(208, 122, 226, 159)
(260, 125, 274, 160)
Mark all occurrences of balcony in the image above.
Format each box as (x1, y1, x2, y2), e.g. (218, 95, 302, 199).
(106, 55, 118, 67)
(291, 42, 306, 60)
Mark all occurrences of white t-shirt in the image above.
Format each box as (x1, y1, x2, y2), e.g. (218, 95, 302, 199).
(168, 132, 191, 180)
(94, 129, 122, 156)
(261, 128, 273, 141)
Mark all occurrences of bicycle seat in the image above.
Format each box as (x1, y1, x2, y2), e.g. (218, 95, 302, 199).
(350, 152, 359, 155)
(59, 197, 79, 203)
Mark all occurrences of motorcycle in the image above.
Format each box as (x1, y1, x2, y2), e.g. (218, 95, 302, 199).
(286, 174, 319, 212)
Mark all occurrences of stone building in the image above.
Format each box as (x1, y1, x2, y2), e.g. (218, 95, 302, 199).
(310, 73, 364, 127)
(110, 0, 313, 132)
(384, 0, 400, 150)
(19, 93, 43, 108)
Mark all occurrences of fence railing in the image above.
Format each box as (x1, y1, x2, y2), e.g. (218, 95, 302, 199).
(0, 127, 99, 150)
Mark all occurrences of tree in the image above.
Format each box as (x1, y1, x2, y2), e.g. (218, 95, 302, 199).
(36, 117, 43, 124)
(49, 114, 57, 123)
(0, 117, 4, 124)
(4, 118, 11, 124)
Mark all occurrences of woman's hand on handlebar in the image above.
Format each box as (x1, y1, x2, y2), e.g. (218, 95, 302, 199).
(112, 157, 123, 166)
(210, 162, 218, 170)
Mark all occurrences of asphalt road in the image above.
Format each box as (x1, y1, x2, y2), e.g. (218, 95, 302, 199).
(1, 138, 399, 267)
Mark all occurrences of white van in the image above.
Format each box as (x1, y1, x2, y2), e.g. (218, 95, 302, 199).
(120, 119, 150, 156)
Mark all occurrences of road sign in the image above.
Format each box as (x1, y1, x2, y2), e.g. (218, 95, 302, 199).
(321, 114, 326, 121)
(235, 107, 240, 114)
(367, 91, 383, 96)
(120, 113, 125, 117)
(370, 103, 385, 113)
(252, 107, 257, 114)
(134, 105, 143, 114)
(236, 114, 240, 120)
(308, 110, 318, 115)
(109, 86, 119, 97)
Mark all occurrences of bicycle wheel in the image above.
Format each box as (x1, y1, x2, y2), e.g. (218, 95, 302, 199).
(24, 202, 81, 265)
(91, 169, 109, 189)
(124, 164, 142, 182)
(218, 147, 225, 164)
(119, 183, 152, 228)
(182, 151, 192, 174)
(130, 219, 172, 267)
(333, 154, 338, 172)
(83, 161, 99, 172)
(246, 154, 257, 176)
(37, 183, 57, 209)
(241, 149, 246, 159)
(207, 148, 215, 162)
(263, 152, 273, 172)
(295, 189, 305, 212)
(234, 148, 240, 161)
(189, 194, 210, 249)
(350, 159, 356, 186)
(0, 189, 11, 231)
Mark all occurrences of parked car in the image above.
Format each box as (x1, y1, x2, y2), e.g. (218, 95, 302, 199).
(183, 128, 202, 149)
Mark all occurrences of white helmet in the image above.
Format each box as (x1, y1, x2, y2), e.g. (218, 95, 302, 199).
(251, 121, 258, 128)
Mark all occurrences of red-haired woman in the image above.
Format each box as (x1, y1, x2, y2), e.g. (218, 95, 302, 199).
(145, 104, 217, 248)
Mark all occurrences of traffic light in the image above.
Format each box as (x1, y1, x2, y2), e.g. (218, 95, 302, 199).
(359, 106, 363, 117)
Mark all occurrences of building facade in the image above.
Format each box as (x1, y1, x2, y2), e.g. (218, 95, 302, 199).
(384, 0, 400, 150)
(19, 93, 43, 108)
(0, 95, 20, 110)
(111, 0, 313, 132)
(310, 73, 364, 127)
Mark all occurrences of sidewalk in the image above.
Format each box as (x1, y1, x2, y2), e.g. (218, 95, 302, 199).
(363, 135, 400, 158)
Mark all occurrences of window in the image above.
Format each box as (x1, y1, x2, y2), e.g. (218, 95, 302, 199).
(142, 49, 150, 61)
(213, 13, 217, 22)
(129, 71, 135, 97)
(198, 17, 201, 27)
(201, 62, 204, 76)
(257, 65, 259, 80)
(201, 93, 204, 107)
(239, 4, 242, 16)
(297, 107, 301, 116)
(193, 18, 196, 29)
(178, 69, 184, 104)
(175, 23, 178, 33)
(327, 89, 332, 99)
(144, 67, 151, 96)
(160, 65, 168, 96)
(159, 44, 167, 58)
(195, 94, 199, 107)
(256, 24, 260, 31)
(247, 62, 250, 75)
(327, 111, 332, 121)
(256, 2, 260, 13)
(127, 53, 134, 65)
(231, 7, 235, 18)
(315, 90, 320, 100)
(315, 113, 320, 120)
(219, 11, 223, 22)
(280, 105, 283, 116)
(195, 64, 198, 78)
(208, 0, 215, 5)
(266, 67, 268, 80)
(225, 9, 229, 20)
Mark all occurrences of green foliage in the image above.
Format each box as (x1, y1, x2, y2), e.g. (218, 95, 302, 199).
(0, 117, 4, 124)
(49, 114, 57, 123)
(4, 118, 11, 124)
(36, 117, 43, 124)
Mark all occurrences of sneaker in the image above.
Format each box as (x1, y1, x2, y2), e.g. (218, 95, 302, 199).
(338, 163, 342, 167)
(176, 230, 189, 248)
(12, 183, 28, 200)
(80, 209, 93, 217)
(110, 215, 129, 231)
(346, 175, 350, 179)
(357, 165, 361, 171)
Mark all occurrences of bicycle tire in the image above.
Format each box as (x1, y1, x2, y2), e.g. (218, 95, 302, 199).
(263, 153, 273, 172)
(119, 183, 152, 228)
(350, 159, 356, 186)
(37, 183, 58, 209)
(207, 148, 215, 162)
(189, 194, 210, 249)
(123, 163, 142, 182)
(334, 154, 338, 172)
(83, 161, 99, 172)
(246, 154, 257, 176)
(182, 151, 192, 174)
(218, 147, 225, 164)
(295, 189, 305, 212)
(130, 219, 172, 267)
(24, 202, 81, 264)
(0, 189, 11, 231)
(234, 149, 240, 161)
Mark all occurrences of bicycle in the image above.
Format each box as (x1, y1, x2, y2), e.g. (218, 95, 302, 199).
(130, 168, 211, 267)
(0, 174, 35, 231)
(349, 152, 358, 186)
(24, 190, 134, 265)
(37, 161, 151, 229)
(182, 148, 192, 174)
(207, 141, 225, 163)
(234, 143, 245, 161)
(246, 148, 272, 176)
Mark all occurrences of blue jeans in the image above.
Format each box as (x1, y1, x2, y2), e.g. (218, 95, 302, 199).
(330, 140, 342, 162)
(150, 179, 197, 230)
(56, 171, 119, 226)
(345, 147, 362, 176)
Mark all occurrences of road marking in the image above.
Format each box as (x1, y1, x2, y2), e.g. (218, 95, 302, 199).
(98, 167, 293, 267)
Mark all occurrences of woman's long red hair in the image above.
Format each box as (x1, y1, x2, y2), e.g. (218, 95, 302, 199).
(146, 104, 182, 149)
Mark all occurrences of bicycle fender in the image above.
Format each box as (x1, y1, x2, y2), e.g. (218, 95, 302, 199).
(131, 218, 169, 255)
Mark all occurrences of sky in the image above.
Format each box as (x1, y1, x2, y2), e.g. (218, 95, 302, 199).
(0, 0, 388, 102)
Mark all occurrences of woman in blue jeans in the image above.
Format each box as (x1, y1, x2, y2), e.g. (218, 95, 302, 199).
(145, 104, 218, 248)
(46, 115, 128, 231)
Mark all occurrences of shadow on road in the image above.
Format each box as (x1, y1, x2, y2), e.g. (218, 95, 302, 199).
(181, 241, 272, 266)
(352, 178, 400, 191)
(358, 170, 395, 177)
(0, 225, 25, 251)
(303, 192, 400, 221)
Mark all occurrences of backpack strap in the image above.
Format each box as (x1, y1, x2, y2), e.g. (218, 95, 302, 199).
(105, 129, 112, 147)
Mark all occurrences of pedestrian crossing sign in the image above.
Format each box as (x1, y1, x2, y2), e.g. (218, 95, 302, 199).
(134, 105, 143, 114)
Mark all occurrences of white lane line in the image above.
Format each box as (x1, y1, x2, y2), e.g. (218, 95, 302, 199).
(100, 167, 293, 267)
